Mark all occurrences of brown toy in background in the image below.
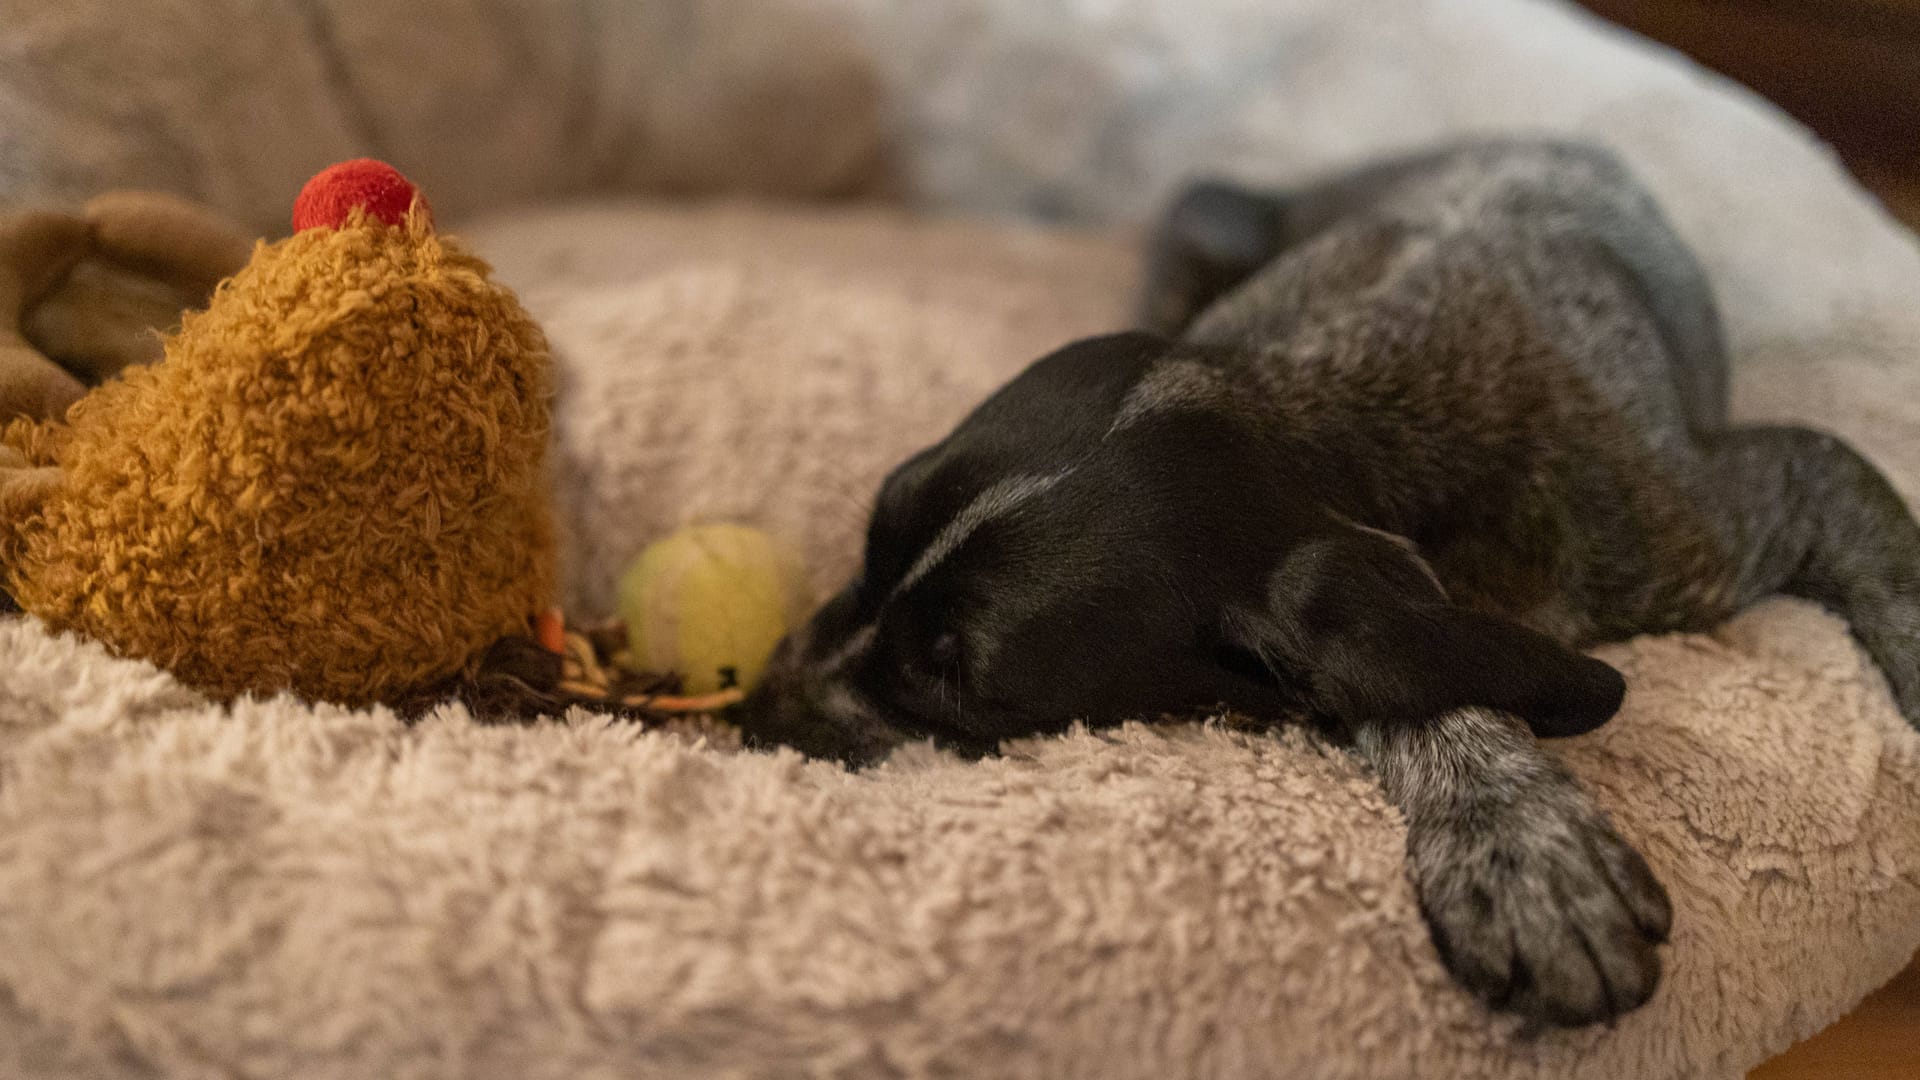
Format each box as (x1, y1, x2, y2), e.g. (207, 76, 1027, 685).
(0, 192, 253, 423)
(0, 161, 557, 707)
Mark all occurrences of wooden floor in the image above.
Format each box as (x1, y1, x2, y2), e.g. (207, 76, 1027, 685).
(1751, 953, 1920, 1078)
(1852, 161, 1920, 232)
(1577, 1, 1920, 214)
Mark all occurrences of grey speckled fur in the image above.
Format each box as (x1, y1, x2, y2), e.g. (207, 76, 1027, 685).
(1357, 707, 1671, 1027)
(751, 140, 1920, 1029)
(1146, 139, 1920, 1023)
(1153, 141, 1920, 714)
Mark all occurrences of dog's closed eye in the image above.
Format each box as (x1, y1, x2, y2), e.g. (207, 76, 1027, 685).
(929, 629, 961, 667)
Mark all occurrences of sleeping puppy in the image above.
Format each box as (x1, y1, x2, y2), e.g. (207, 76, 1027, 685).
(740, 140, 1920, 1026)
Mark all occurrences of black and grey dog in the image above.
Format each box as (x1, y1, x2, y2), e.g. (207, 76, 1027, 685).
(740, 141, 1920, 1026)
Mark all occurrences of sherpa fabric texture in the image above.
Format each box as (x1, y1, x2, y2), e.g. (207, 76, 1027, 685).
(0, 210, 555, 705)
(3, 0, 1920, 1078)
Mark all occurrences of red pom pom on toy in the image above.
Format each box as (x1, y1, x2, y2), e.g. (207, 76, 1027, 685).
(292, 159, 428, 232)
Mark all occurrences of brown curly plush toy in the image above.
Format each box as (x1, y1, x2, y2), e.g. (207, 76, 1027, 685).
(0, 190, 252, 424)
(0, 160, 556, 706)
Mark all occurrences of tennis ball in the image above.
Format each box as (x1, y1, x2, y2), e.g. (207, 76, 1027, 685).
(617, 524, 811, 694)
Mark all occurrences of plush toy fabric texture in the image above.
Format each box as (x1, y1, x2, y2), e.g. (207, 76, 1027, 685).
(292, 159, 426, 232)
(0, 211, 555, 704)
(0, 211, 91, 422)
(0, 192, 252, 424)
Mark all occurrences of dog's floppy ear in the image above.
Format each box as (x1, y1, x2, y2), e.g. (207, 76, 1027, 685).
(1228, 528, 1625, 737)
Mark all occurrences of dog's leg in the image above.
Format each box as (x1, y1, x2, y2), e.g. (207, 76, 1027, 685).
(1138, 161, 1436, 335)
(1230, 529, 1671, 1024)
(1137, 149, 1544, 336)
(1358, 706, 1672, 1026)
(1138, 181, 1289, 336)
(1696, 426, 1920, 726)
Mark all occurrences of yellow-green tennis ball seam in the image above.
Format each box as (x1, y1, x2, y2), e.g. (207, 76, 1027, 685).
(618, 523, 808, 694)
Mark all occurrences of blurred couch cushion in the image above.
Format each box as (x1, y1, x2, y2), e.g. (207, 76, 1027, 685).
(0, 0, 885, 231)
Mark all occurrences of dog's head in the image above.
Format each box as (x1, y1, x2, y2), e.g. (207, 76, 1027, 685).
(741, 332, 1625, 765)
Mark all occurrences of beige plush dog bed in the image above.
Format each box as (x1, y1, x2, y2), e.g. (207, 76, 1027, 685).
(3, 2, 1920, 1078)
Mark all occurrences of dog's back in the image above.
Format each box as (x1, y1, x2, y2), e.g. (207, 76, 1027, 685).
(1145, 143, 1735, 642)
(1191, 144, 1718, 436)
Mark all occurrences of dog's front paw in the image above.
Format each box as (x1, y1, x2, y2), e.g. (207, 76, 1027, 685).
(1406, 778, 1672, 1027)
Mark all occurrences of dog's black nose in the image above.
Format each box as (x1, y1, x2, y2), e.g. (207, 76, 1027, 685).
(734, 680, 905, 769)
